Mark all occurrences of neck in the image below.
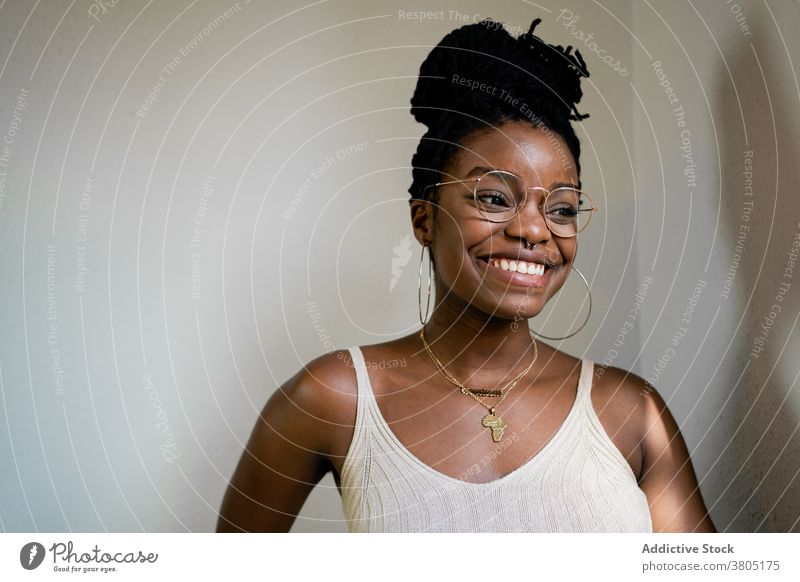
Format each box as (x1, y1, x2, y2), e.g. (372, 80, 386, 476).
(420, 293, 539, 385)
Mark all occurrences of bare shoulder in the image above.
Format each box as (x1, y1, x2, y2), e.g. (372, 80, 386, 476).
(277, 349, 359, 446)
(588, 363, 657, 478)
(591, 363, 654, 414)
(591, 363, 681, 449)
(215, 349, 358, 532)
(588, 363, 715, 531)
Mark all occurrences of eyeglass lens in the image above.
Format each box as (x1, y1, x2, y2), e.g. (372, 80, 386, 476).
(473, 170, 592, 236)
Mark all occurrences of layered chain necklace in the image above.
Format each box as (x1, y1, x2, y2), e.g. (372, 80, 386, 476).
(418, 327, 538, 442)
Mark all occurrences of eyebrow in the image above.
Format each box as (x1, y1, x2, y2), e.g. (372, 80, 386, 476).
(464, 165, 497, 178)
(464, 166, 582, 190)
(550, 180, 582, 190)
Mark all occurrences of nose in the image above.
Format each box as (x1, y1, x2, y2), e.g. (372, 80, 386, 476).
(503, 194, 552, 245)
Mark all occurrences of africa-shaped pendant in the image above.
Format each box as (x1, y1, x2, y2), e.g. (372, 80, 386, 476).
(481, 408, 506, 442)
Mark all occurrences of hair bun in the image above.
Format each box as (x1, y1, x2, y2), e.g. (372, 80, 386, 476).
(407, 18, 590, 201)
(410, 20, 519, 127)
(409, 18, 589, 129)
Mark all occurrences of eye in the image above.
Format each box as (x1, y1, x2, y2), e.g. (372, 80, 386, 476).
(545, 188, 583, 222)
(549, 205, 578, 216)
(476, 190, 514, 208)
(545, 204, 579, 224)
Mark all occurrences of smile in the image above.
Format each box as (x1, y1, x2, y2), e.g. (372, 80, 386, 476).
(475, 256, 554, 288)
(489, 258, 545, 275)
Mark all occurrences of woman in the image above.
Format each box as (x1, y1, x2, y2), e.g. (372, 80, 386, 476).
(217, 18, 715, 533)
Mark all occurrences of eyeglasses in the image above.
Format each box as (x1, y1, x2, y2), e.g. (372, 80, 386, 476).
(422, 169, 597, 238)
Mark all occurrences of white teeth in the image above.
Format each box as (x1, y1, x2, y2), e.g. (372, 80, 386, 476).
(487, 258, 546, 276)
(527, 263, 544, 275)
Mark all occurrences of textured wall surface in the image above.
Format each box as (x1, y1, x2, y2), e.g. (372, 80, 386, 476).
(629, 0, 800, 533)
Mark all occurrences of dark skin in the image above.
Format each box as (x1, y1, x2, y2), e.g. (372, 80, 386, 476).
(216, 120, 716, 533)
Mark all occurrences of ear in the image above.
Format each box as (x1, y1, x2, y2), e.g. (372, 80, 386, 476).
(409, 199, 434, 246)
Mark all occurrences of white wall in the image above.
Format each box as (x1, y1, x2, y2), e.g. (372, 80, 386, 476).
(629, 0, 800, 532)
(0, 0, 796, 533)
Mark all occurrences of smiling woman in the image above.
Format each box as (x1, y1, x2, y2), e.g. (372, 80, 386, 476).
(216, 17, 716, 534)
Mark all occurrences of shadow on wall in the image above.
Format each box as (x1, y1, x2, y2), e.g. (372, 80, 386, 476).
(716, 9, 800, 533)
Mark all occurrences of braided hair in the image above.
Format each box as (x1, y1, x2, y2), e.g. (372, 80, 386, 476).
(408, 18, 590, 205)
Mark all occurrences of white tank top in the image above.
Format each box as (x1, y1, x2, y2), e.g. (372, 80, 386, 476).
(340, 345, 653, 532)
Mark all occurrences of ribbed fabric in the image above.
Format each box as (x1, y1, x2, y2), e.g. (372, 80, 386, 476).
(340, 345, 653, 533)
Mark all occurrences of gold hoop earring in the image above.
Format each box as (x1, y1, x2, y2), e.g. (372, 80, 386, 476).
(418, 244, 433, 326)
(530, 266, 592, 341)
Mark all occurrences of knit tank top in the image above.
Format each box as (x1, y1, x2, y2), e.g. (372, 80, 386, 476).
(339, 346, 653, 533)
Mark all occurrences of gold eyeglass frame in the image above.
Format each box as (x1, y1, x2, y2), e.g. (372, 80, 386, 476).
(422, 169, 598, 238)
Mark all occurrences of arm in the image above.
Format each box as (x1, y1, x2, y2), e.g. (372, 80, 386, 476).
(638, 382, 716, 533)
(216, 359, 339, 532)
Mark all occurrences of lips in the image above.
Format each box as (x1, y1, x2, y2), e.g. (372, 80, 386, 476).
(484, 257, 546, 275)
(477, 250, 559, 269)
(475, 255, 554, 288)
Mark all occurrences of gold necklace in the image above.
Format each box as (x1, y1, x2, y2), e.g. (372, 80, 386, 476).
(418, 327, 538, 442)
(419, 328, 533, 396)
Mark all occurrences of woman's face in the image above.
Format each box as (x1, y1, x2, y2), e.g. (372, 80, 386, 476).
(412, 120, 580, 322)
